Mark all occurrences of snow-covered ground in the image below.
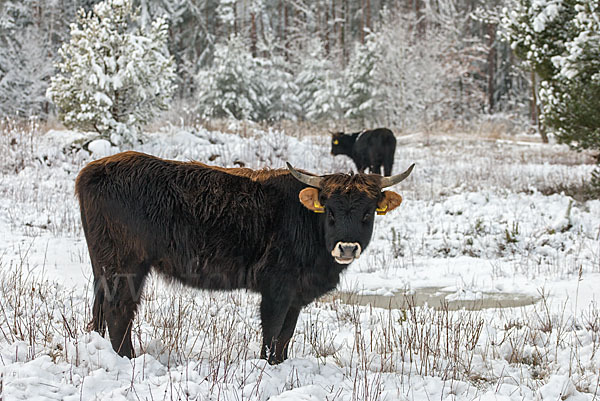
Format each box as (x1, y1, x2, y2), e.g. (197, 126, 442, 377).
(0, 122, 598, 400)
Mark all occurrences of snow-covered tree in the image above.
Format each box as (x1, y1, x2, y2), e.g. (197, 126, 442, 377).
(502, 0, 577, 82)
(294, 38, 342, 121)
(542, 1, 600, 189)
(0, 27, 54, 118)
(373, 3, 487, 129)
(503, 0, 600, 188)
(257, 33, 300, 122)
(501, 0, 577, 140)
(195, 35, 264, 121)
(343, 34, 380, 125)
(540, 1, 600, 150)
(0, 1, 59, 118)
(47, 0, 176, 144)
(373, 12, 407, 128)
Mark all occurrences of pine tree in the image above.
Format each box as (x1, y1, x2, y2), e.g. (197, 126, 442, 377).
(0, 1, 58, 117)
(343, 34, 380, 125)
(541, 1, 600, 151)
(195, 35, 264, 121)
(501, 0, 578, 141)
(503, 0, 600, 189)
(47, 0, 176, 144)
(0, 27, 54, 118)
(543, 1, 600, 190)
(258, 32, 300, 122)
(294, 38, 342, 121)
(502, 0, 577, 82)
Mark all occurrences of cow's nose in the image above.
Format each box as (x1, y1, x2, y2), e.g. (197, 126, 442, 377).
(339, 243, 358, 258)
(332, 242, 362, 264)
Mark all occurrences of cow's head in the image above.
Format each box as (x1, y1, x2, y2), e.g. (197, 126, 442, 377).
(330, 132, 354, 156)
(287, 163, 415, 265)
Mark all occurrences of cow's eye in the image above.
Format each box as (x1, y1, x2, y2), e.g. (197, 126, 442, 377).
(328, 210, 335, 224)
(362, 211, 373, 223)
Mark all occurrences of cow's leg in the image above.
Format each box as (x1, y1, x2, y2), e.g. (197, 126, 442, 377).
(259, 293, 291, 364)
(86, 245, 105, 334)
(274, 306, 301, 361)
(383, 158, 393, 176)
(354, 159, 366, 174)
(383, 143, 395, 177)
(383, 152, 394, 177)
(90, 275, 106, 335)
(103, 262, 149, 358)
(81, 210, 109, 335)
(372, 164, 382, 175)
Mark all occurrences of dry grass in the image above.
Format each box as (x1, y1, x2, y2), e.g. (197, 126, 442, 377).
(0, 249, 599, 399)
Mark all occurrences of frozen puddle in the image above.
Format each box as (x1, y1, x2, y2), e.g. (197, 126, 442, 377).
(328, 287, 539, 311)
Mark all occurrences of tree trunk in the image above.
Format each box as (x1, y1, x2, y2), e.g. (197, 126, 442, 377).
(233, 2, 238, 36)
(487, 23, 497, 113)
(250, 12, 257, 57)
(531, 70, 549, 143)
(415, 0, 425, 38)
(278, 0, 283, 39)
(341, 0, 347, 66)
(332, 0, 337, 56)
(324, 2, 330, 55)
(284, 2, 289, 58)
(360, 0, 365, 43)
(366, 0, 371, 34)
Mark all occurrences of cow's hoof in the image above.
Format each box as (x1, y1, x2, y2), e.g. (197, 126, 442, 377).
(267, 355, 284, 365)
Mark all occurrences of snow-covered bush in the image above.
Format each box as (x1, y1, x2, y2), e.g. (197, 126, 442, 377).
(46, 0, 176, 144)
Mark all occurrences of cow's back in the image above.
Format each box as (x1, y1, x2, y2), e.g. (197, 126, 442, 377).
(355, 128, 395, 148)
(352, 128, 396, 171)
(76, 151, 270, 289)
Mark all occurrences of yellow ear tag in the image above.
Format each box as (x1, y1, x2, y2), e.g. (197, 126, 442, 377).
(333, 140, 339, 145)
(376, 205, 388, 215)
(313, 200, 325, 213)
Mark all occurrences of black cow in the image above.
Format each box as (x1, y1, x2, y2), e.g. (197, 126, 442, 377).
(331, 128, 397, 176)
(76, 151, 414, 364)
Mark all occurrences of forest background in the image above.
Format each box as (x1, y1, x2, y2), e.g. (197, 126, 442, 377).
(0, 0, 529, 131)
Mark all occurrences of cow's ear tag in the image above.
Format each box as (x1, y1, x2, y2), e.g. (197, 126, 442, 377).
(333, 140, 339, 145)
(377, 191, 403, 215)
(376, 204, 388, 215)
(299, 188, 325, 213)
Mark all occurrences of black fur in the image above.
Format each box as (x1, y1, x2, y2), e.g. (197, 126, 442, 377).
(76, 151, 390, 364)
(331, 128, 397, 176)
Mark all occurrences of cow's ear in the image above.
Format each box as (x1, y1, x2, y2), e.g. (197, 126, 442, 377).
(376, 191, 403, 215)
(299, 188, 325, 213)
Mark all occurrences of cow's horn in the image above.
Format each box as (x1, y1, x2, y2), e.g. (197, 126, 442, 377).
(380, 163, 415, 188)
(286, 162, 323, 188)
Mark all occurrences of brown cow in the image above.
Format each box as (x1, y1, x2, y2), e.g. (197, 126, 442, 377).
(76, 151, 414, 364)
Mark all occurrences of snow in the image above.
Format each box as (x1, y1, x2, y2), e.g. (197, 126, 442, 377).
(0, 124, 599, 400)
(87, 138, 113, 157)
(532, 1, 561, 33)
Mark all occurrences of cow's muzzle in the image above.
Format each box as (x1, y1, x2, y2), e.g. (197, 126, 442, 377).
(331, 242, 362, 264)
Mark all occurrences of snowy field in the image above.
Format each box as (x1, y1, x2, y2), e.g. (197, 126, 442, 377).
(0, 120, 599, 400)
